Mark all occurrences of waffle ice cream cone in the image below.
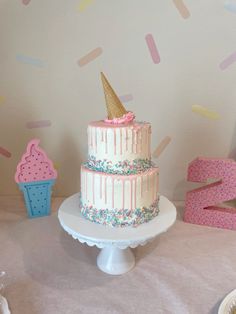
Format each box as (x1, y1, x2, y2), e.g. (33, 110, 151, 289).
(101, 72, 127, 119)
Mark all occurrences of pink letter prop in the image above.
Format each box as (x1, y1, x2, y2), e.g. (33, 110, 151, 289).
(184, 157, 236, 230)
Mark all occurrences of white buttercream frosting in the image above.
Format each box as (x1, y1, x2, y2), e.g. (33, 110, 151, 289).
(87, 120, 151, 164)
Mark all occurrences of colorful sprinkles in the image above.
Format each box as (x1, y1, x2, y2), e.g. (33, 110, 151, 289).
(84, 156, 154, 175)
(80, 196, 160, 228)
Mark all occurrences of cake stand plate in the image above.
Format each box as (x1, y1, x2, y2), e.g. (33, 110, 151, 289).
(58, 193, 176, 275)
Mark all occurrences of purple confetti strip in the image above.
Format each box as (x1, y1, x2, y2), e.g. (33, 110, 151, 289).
(219, 51, 236, 70)
(26, 120, 51, 129)
(119, 94, 133, 102)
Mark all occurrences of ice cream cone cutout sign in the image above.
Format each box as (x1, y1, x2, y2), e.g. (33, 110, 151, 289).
(15, 139, 57, 218)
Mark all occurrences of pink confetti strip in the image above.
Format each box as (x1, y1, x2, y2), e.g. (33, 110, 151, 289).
(78, 47, 103, 67)
(22, 0, 31, 5)
(145, 34, 160, 64)
(26, 120, 51, 129)
(152, 136, 172, 159)
(119, 94, 133, 102)
(172, 0, 190, 19)
(0, 147, 11, 158)
(219, 51, 236, 70)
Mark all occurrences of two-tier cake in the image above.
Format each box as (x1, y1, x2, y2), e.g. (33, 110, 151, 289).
(80, 73, 159, 227)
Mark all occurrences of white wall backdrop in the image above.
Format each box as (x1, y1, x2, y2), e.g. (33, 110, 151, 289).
(0, 0, 235, 199)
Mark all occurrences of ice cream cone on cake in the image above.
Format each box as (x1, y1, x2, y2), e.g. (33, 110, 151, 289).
(101, 72, 128, 120)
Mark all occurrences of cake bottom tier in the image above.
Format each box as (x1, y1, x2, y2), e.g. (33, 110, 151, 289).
(80, 165, 159, 227)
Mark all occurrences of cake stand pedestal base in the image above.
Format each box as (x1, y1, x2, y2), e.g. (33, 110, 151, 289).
(97, 246, 135, 275)
(58, 193, 176, 275)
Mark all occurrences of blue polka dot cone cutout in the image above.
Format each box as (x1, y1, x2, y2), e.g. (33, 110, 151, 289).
(18, 179, 55, 218)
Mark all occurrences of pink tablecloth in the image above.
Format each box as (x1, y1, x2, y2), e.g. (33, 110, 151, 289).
(0, 196, 236, 314)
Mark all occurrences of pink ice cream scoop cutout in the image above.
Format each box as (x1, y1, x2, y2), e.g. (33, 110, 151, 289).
(15, 139, 57, 183)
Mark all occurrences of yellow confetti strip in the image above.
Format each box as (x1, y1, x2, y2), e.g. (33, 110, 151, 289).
(78, 0, 94, 12)
(53, 162, 60, 170)
(152, 136, 172, 159)
(192, 105, 220, 120)
(0, 96, 5, 104)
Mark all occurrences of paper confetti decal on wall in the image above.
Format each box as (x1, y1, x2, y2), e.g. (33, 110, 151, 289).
(0, 96, 5, 105)
(26, 120, 51, 129)
(78, 0, 94, 12)
(152, 136, 172, 159)
(22, 0, 31, 5)
(78, 47, 103, 67)
(16, 54, 44, 68)
(145, 34, 160, 64)
(224, 2, 236, 13)
(0, 147, 11, 158)
(219, 51, 236, 70)
(192, 105, 220, 120)
(53, 162, 60, 170)
(119, 94, 133, 102)
(172, 0, 190, 19)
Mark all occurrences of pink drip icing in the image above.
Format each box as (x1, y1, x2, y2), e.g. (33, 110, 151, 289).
(140, 129, 142, 154)
(125, 128, 128, 151)
(105, 129, 108, 154)
(156, 172, 159, 196)
(112, 177, 115, 208)
(113, 129, 116, 155)
(81, 173, 84, 196)
(152, 174, 155, 201)
(139, 129, 142, 153)
(147, 173, 149, 191)
(89, 128, 92, 147)
(85, 172, 87, 199)
(130, 180, 133, 210)
(135, 130, 138, 154)
(141, 176, 144, 197)
(136, 130, 139, 153)
(133, 129, 136, 154)
(148, 126, 151, 158)
(134, 178, 137, 209)
(95, 128, 97, 153)
(131, 129, 134, 154)
(145, 127, 148, 157)
(92, 173, 95, 204)
(122, 179, 125, 210)
(91, 128, 93, 149)
(120, 128, 122, 155)
(100, 176, 102, 199)
(104, 177, 107, 204)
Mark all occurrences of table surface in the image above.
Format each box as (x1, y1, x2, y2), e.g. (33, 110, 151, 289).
(0, 195, 236, 314)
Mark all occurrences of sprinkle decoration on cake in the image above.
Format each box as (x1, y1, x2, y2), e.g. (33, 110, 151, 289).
(80, 72, 160, 227)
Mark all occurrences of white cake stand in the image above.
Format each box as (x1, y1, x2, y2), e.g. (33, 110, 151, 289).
(58, 193, 176, 275)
